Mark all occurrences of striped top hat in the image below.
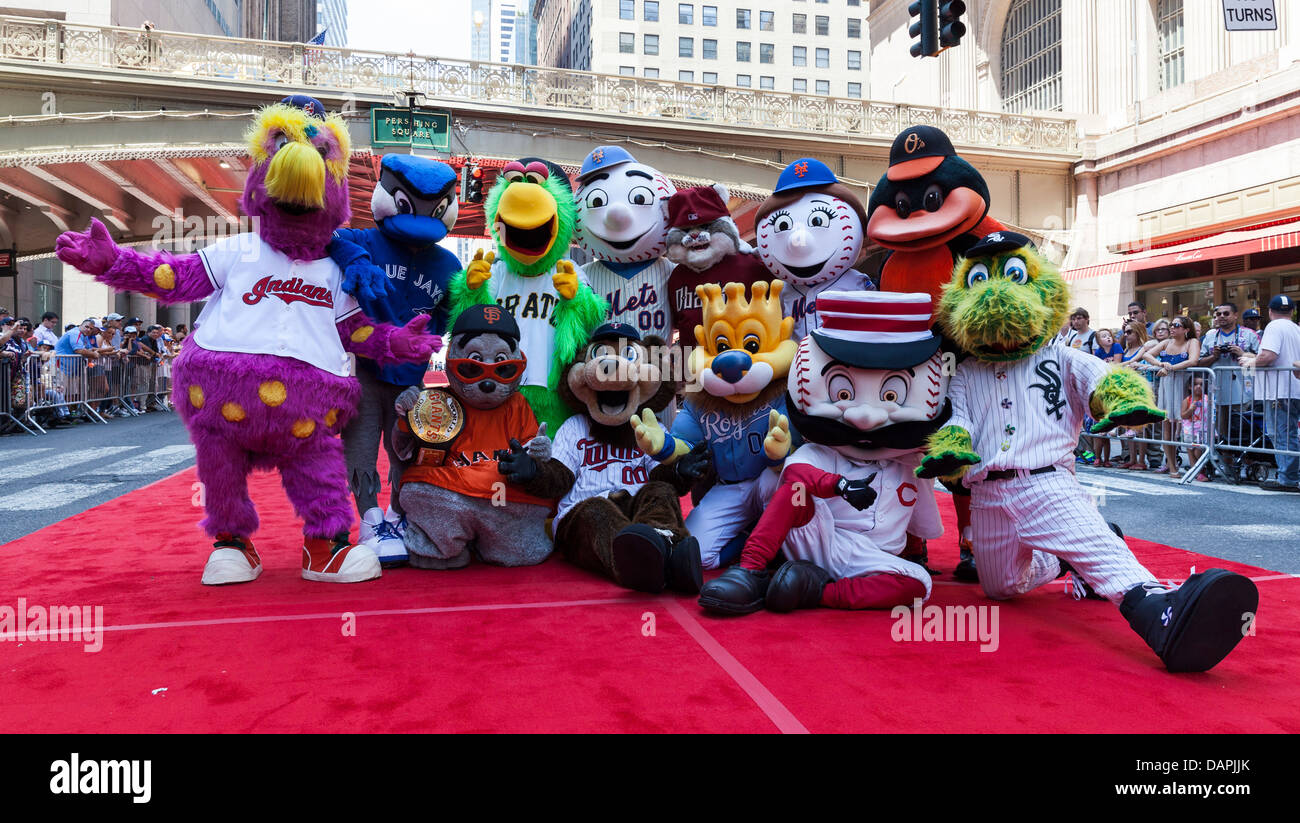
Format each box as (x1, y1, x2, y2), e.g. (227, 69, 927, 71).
(811, 290, 941, 369)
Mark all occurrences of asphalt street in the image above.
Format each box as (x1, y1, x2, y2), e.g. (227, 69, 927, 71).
(1, 414, 1298, 573)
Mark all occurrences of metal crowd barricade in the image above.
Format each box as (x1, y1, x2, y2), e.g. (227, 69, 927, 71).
(20, 354, 109, 431)
(1208, 364, 1300, 485)
(1, 356, 41, 434)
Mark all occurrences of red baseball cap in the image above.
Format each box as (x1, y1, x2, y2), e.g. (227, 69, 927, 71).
(667, 186, 730, 229)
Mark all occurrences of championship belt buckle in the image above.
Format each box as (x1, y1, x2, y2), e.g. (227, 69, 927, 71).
(408, 388, 465, 450)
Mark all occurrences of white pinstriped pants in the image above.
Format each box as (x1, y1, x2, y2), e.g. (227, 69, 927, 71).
(968, 469, 1157, 604)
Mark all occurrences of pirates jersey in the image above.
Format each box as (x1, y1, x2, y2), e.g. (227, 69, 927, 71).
(582, 257, 675, 341)
(481, 258, 591, 391)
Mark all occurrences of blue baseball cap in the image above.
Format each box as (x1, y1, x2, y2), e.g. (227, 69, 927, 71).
(774, 158, 838, 194)
(1269, 294, 1294, 313)
(381, 154, 457, 200)
(578, 146, 636, 181)
(589, 321, 641, 343)
(280, 94, 327, 119)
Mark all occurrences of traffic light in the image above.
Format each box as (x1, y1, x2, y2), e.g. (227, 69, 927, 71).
(459, 162, 470, 204)
(464, 164, 483, 204)
(939, 1, 966, 49)
(908, 0, 938, 59)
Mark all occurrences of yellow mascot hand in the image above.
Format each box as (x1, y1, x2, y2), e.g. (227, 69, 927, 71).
(553, 260, 579, 300)
(763, 409, 792, 461)
(630, 408, 666, 457)
(467, 249, 495, 291)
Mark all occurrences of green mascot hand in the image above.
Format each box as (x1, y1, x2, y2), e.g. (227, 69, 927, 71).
(916, 425, 980, 480)
(1090, 403, 1166, 434)
(1088, 368, 1167, 434)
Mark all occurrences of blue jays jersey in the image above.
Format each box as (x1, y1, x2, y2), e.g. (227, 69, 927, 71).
(671, 393, 794, 484)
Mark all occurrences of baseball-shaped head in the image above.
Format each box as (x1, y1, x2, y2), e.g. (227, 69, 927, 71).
(755, 160, 866, 287)
(444, 304, 526, 410)
(574, 147, 677, 264)
(691, 280, 797, 405)
(371, 155, 459, 246)
(561, 322, 676, 427)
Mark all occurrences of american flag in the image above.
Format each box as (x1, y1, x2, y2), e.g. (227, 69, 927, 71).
(309, 29, 327, 45)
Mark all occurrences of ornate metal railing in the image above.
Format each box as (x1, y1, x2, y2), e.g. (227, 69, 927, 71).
(0, 15, 1078, 156)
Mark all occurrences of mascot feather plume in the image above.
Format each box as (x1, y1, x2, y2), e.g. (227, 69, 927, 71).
(53, 95, 439, 586)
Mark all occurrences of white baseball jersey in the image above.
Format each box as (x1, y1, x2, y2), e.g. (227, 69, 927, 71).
(582, 257, 675, 341)
(1259, 319, 1300, 400)
(482, 258, 590, 391)
(780, 270, 877, 339)
(551, 414, 659, 529)
(948, 345, 1107, 482)
(195, 233, 361, 377)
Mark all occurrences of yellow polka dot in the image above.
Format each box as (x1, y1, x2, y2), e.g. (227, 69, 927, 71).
(188, 385, 205, 409)
(291, 419, 316, 438)
(350, 325, 375, 343)
(153, 264, 175, 290)
(258, 380, 287, 407)
(324, 408, 339, 427)
(221, 402, 246, 422)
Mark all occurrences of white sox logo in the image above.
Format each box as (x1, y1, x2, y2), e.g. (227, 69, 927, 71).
(1028, 359, 1066, 420)
(242, 275, 334, 308)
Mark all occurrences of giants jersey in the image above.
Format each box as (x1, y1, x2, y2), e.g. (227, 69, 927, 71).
(482, 258, 590, 391)
(195, 233, 361, 377)
(948, 345, 1108, 483)
(780, 269, 877, 339)
(552, 415, 659, 528)
(582, 257, 675, 341)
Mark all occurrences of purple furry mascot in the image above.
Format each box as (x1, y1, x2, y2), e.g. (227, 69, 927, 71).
(54, 96, 439, 586)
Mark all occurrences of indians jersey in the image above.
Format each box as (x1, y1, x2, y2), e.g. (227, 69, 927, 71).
(948, 345, 1108, 483)
(552, 414, 659, 528)
(195, 233, 361, 377)
(781, 269, 877, 339)
(582, 257, 675, 341)
(482, 258, 591, 391)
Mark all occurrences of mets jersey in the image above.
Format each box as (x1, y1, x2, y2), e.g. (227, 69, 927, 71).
(582, 257, 675, 341)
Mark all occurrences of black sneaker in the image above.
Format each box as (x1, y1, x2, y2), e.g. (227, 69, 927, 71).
(1121, 570, 1259, 673)
(764, 561, 831, 613)
(698, 567, 771, 615)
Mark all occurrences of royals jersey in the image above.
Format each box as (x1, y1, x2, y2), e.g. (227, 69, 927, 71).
(582, 257, 674, 341)
(195, 233, 361, 377)
(671, 394, 790, 484)
(780, 269, 877, 339)
(948, 345, 1108, 483)
(482, 258, 591, 391)
(552, 414, 659, 528)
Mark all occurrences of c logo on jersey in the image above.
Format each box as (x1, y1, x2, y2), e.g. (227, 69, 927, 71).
(896, 482, 917, 507)
(1028, 359, 1066, 420)
(242, 275, 334, 309)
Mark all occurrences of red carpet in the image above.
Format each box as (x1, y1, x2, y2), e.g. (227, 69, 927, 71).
(2, 460, 1296, 733)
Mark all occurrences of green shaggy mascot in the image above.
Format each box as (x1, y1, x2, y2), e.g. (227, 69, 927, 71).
(449, 157, 606, 432)
(917, 230, 1258, 673)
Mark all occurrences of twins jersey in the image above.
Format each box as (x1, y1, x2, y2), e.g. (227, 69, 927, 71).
(948, 345, 1107, 483)
(582, 257, 674, 341)
(552, 414, 659, 529)
(780, 269, 877, 339)
(671, 394, 789, 484)
(195, 233, 361, 377)
(482, 258, 590, 391)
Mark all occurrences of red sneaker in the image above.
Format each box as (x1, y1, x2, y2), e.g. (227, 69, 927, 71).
(202, 534, 263, 586)
(301, 532, 382, 583)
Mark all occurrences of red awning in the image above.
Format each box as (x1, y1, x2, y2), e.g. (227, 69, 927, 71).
(1064, 220, 1300, 281)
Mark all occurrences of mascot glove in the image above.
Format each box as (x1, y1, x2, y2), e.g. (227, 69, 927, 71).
(836, 474, 878, 511)
(630, 408, 670, 459)
(340, 262, 393, 303)
(497, 438, 538, 484)
(674, 441, 711, 481)
(1091, 403, 1166, 434)
(394, 386, 423, 417)
(916, 426, 981, 480)
(763, 410, 792, 462)
(467, 249, 495, 290)
(54, 218, 119, 277)
(525, 422, 552, 463)
(389, 315, 442, 363)
(552, 260, 579, 300)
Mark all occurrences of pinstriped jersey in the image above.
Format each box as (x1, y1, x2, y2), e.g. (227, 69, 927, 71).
(581, 257, 675, 341)
(948, 346, 1108, 483)
(779, 269, 877, 339)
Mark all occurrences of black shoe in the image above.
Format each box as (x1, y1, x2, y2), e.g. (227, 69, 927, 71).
(665, 536, 703, 595)
(1057, 559, 1105, 600)
(901, 537, 941, 576)
(1259, 479, 1300, 492)
(611, 524, 671, 593)
(698, 566, 771, 615)
(953, 541, 979, 583)
(1108, 521, 1125, 539)
(1120, 570, 1259, 673)
(765, 561, 831, 613)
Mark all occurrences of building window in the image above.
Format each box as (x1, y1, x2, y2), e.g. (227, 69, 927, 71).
(760, 43, 773, 63)
(620, 32, 634, 54)
(703, 38, 717, 59)
(679, 36, 694, 57)
(847, 50, 861, 70)
(679, 3, 693, 24)
(645, 1, 659, 22)
(1157, 0, 1185, 90)
(815, 15, 828, 35)
(816, 79, 829, 95)
(620, 66, 636, 76)
(620, 0, 635, 20)
(645, 34, 659, 54)
(645, 67, 660, 78)
(737, 74, 752, 87)
(793, 78, 807, 93)
(793, 45, 807, 66)
(760, 10, 774, 31)
(847, 81, 862, 98)
(793, 13, 806, 34)
(703, 5, 717, 26)
(703, 71, 718, 83)
(680, 70, 694, 82)
(737, 9, 751, 29)
(760, 75, 774, 89)
(847, 0, 859, 5)
(847, 18, 861, 38)
(737, 41, 751, 61)
(1001, 0, 1062, 112)
(815, 47, 829, 68)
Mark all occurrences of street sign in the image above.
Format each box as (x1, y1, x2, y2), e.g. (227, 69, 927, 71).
(1222, 0, 1277, 31)
(370, 107, 451, 151)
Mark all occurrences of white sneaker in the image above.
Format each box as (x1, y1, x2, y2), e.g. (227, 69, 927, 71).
(372, 517, 409, 568)
(301, 534, 382, 583)
(201, 536, 263, 586)
(358, 507, 385, 545)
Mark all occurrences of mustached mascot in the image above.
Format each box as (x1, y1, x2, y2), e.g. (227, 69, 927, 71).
(754, 158, 875, 338)
(328, 155, 458, 566)
(53, 96, 438, 585)
(700, 291, 953, 614)
(449, 158, 607, 434)
(574, 146, 677, 341)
